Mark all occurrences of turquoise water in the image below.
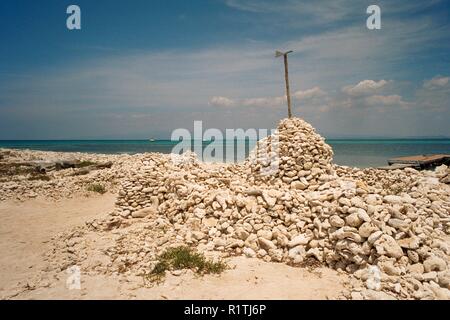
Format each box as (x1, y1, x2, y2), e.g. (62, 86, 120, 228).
(1, 139, 450, 168)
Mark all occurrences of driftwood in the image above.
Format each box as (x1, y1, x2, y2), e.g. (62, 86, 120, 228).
(44, 160, 113, 174)
(83, 161, 113, 170)
(36, 160, 79, 173)
(70, 162, 113, 176)
(441, 174, 450, 184)
(7, 160, 113, 174)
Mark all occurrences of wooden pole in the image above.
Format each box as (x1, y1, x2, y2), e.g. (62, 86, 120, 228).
(283, 54, 292, 118)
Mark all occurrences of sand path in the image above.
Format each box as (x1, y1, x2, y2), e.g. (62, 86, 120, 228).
(0, 195, 348, 299)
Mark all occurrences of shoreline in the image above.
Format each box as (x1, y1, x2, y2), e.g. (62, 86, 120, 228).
(3, 137, 450, 169)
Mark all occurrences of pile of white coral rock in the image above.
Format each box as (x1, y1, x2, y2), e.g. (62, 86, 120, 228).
(106, 117, 450, 299)
(245, 117, 335, 189)
(45, 117, 444, 300)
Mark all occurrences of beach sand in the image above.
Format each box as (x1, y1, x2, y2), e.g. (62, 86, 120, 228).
(0, 194, 348, 299)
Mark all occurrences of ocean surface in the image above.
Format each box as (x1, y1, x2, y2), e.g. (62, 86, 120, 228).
(1, 139, 450, 168)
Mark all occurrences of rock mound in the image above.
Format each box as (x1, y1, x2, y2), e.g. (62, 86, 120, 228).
(245, 117, 334, 188)
(47, 117, 450, 300)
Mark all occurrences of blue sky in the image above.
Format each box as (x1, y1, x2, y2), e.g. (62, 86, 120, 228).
(1, 0, 449, 139)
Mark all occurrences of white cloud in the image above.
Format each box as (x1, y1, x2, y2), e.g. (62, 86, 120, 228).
(329, 80, 410, 111)
(224, 0, 442, 25)
(242, 96, 285, 107)
(209, 96, 236, 107)
(365, 94, 410, 108)
(342, 80, 389, 97)
(423, 76, 449, 90)
(293, 86, 326, 100)
(209, 86, 327, 109)
(416, 75, 450, 112)
(209, 95, 286, 108)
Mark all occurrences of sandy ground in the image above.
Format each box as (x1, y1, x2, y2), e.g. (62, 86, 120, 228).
(0, 194, 348, 300)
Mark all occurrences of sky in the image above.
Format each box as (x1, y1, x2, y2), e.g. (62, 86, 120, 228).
(0, 0, 449, 139)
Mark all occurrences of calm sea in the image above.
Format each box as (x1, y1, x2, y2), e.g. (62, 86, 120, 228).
(1, 139, 450, 168)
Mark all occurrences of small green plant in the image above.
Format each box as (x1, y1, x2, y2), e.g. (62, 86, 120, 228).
(87, 183, 106, 194)
(146, 246, 227, 283)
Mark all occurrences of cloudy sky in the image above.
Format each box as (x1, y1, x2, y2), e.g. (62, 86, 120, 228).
(0, 0, 449, 139)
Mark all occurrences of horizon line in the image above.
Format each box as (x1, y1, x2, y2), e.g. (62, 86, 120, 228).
(1, 137, 450, 141)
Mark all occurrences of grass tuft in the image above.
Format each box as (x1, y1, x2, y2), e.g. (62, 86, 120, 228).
(87, 183, 106, 194)
(146, 246, 227, 284)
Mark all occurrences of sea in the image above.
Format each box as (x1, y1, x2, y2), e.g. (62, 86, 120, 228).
(1, 139, 450, 168)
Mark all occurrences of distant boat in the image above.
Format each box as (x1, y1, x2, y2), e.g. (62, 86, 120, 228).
(149, 138, 155, 142)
